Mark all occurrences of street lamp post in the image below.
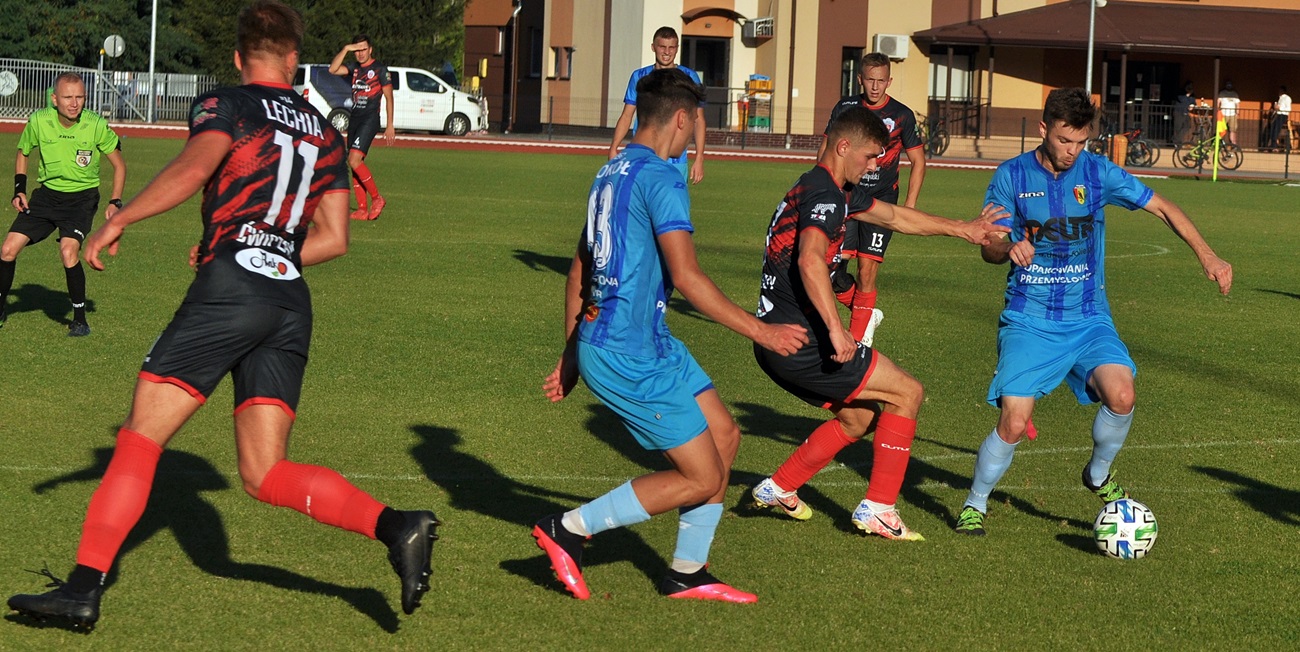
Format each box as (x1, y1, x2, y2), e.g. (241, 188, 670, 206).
(1085, 0, 1107, 95)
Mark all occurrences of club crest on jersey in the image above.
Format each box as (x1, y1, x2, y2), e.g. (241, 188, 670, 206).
(235, 248, 300, 281)
(366, 70, 376, 79)
(883, 117, 896, 133)
(75, 149, 92, 167)
(1074, 185, 1087, 205)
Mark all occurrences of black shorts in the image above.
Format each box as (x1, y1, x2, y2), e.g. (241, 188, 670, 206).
(754, 339, 878, 409)
(8, 187, 98, 245)
(842, 189, 899, 262)
(140, 301, 312, 417)
(347, 112, 381, 156)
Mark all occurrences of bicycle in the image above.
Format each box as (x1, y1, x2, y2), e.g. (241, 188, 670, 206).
(1172, 131, 1243, 170)
(916, 115, 949, 158)
(1087, 126, 1160, 168)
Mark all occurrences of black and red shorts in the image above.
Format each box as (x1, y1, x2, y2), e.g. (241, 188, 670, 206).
(140, 301, 311, 418)
(347, 111, 381, 156)
(841, 189, 900, 262)
(754, 338, 878, 410)
(8, 187, 98, 244)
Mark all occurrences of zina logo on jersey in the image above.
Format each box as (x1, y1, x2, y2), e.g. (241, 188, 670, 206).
(235, 248, 301, 280)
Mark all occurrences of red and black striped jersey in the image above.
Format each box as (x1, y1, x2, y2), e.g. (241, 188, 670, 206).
(823, 95, 922, 200)
(183, 82, 349, 311)
(756, 164, 856, 335)
(344, 60, 391, 116)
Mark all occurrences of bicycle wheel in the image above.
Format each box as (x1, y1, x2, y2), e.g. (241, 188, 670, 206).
(1172, 143, 1199, 169)
(1087, 138, 1108, 156)
(1144, 140, 1161, 167)
(1126, 140, 1152, 167)
(930, 129, 949, 157)
(1218, 143, 1243, 170)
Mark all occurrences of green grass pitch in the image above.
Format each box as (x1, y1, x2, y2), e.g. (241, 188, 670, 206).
(0, 134, 1297, 648)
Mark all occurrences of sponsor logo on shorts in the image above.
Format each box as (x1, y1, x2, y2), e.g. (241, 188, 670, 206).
(75, 149, 92, 167)
(235, 248, 301, 280)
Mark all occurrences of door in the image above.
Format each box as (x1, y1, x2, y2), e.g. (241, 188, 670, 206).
(681, 36, 730, 128)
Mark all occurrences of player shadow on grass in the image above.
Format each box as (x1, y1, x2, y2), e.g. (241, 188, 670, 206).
(729, 401, 1092, 535)
(511, 249, 571, 276)
(1190, 466, 1300, 526)
(17, 443, 399, 633)
(407, 424, 670, 597)
(3, 283, 96, 326)
(1256, 288, 1300, 302)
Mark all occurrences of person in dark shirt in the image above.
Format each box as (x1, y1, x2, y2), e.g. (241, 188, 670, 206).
(329, 33, 394, 220)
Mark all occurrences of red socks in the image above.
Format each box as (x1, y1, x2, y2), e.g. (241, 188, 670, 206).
(848, 289, 877, 341)
(76, 429, 163, 573)
(352, 162, 379, 199)
(864, 412, 917, 505)
(835, 286, 855, 309)
(772, 419, 856, 491)
(352, 177, 368, 212)
(256, 460, 386, 539)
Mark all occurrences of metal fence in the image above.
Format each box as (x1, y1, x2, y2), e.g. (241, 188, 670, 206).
(0, 58, 219, 123)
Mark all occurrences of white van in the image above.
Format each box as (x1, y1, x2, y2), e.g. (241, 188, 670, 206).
(293, 64, 487, 136)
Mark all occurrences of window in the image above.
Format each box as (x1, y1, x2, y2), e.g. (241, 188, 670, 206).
(389, 72, 401, 91)
(496, 28, 505, 56)
(842, 47, 863, 97)
(563, 47, 575, 80)
(549, 47, 561, 79)
(528, 28, 543, 78)
(930, 51, 974, 100)
(408, 71, 443, 93)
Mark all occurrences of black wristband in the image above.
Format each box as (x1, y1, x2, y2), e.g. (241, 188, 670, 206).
(14, 173, 25, 198)
(108, 198, 123, 209)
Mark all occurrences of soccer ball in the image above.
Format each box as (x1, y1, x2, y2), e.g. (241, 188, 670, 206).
(1093, 498, 1158, 559)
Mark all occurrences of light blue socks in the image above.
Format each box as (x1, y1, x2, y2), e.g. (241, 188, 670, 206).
(965, 429, 1019, 513)
(1086, 406, 1134, 487)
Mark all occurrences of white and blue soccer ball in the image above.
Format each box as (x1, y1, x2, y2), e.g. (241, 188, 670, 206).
(1093, 498, 1158, 559)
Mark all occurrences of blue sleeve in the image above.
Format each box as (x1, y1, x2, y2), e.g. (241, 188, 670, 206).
(643, 166, 693, 236)
(1102, 159, 1154, 210)
(985, 163, 1016, 218)
(623, 69, 639, 106)
(683, 67, 706, 107)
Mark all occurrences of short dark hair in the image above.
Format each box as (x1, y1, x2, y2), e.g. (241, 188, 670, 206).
(237, 0, 303, 59)
(352, 34, 371, 46)
(634, 68, 704, 128)
(861, 52, 891, 71)
(54, 72, 84, 90)
(1043, 87, 1096, 130)
(652, 26, 679, 42)
(827, 105, 889, 149)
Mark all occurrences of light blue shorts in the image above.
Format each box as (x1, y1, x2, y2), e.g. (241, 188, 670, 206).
(668, 153, 690, 181)
(986, 311, 1136, 406)
(577, 338, 713, 451)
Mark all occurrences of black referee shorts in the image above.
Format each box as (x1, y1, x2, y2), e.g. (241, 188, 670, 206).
(8, 187, 99, 244)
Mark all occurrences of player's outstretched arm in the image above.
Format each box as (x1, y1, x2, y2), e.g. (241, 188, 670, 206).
(300, 190, 349, 266)
(83, 131, 229, 270)
(796, 228, 855, 363)
(1143, 193, 1233, 295)
(608, 104, 636, 159)
(544, 244, 590, 402)
(857, 201, 1009, 244)
(658, 230, 807, 356)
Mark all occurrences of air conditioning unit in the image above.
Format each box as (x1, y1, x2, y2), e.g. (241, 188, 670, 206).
(742, 17, 774, 40)
(873, 34, 909, 61)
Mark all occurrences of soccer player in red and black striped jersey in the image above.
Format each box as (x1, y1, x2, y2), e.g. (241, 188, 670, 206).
(329, 34, 394, 220)
(749, 106, 1005, 541)
(6, 1, 437, 630)
(818, 52, 927, 347)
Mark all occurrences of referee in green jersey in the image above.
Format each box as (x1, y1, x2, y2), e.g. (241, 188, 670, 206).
(2, 72, 125, 336)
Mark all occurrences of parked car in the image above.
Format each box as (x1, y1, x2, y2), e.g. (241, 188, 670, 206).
(292, 64, 487, 136)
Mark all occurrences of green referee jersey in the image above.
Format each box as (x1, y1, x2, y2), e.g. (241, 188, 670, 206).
(17, 107, 120, 193)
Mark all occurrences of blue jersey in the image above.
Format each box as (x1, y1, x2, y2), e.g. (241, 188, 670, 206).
(622, 65, 704, 164)
(578, 144, 693, 358)
(985, 149, 1153, 321)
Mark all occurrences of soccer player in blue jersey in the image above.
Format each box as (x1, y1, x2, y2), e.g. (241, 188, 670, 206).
(536, 68, 807, 603)
(954, 88, 1233, 536)
(608, 27, 706, 184)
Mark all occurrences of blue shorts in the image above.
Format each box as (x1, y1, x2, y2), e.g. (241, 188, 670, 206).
(577, 338, 713, 451)
(668, 152, 690, 181)
(986, 311, 1136, 406)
